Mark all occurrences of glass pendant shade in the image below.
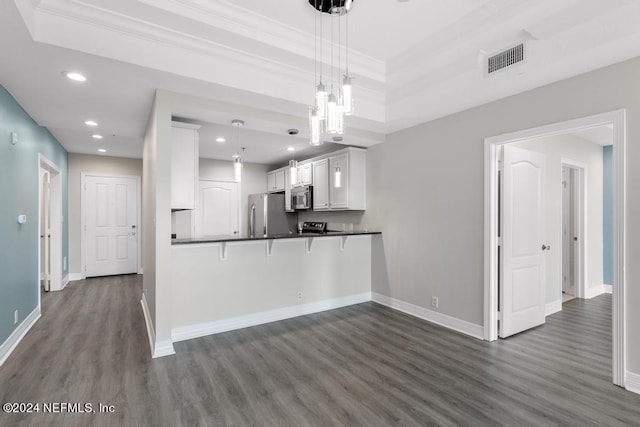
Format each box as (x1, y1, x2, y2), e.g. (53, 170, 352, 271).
(342, 76, 353, 116)
(326, 93, 338, 134)
(234, 156, 242, 182)
(336, 105, 345, 135)
(289, 160, 298, 185)
(316, 83, 328, 120)
(334, 166, 342, 188)
(309, 107, 322, 145)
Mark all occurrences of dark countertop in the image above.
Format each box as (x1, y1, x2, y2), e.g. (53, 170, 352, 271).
(172, 230, 381, 245)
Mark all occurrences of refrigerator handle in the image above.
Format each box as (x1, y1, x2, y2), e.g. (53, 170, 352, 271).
(250, 204, 255, 237)
(263, 203, 268, 237)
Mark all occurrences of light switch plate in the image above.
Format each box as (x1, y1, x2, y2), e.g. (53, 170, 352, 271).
(17, 214, 27, 224)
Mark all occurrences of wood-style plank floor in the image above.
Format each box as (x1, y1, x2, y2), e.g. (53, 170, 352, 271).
(1, 275, 638, 426)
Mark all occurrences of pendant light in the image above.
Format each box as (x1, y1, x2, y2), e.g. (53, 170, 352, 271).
(289, 160, 298, 186)
(308, 0, 354, 145)
(334, 165, 342, 188)
(231, 119, 244, 182)
(309, 106, 321, 145)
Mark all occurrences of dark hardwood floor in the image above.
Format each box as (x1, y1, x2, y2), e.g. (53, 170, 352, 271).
(1, 275, 638, 426)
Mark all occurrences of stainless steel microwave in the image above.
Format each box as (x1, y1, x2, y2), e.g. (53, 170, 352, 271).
(291, 185, 312, 210)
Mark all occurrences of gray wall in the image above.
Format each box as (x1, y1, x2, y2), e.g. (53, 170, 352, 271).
(67, 153, 142, 276)
(361, 57, 640, 374)
(0, 84, 68, 344)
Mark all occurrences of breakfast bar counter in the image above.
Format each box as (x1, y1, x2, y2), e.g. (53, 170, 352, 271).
(169, 231, 380, 344)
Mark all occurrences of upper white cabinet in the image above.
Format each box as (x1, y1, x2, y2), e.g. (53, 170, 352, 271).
(312, 159, 329, 210)
(171, 122, 200, 210)
(267, 168, 286, 193)
(313, 148, 366, 211)
(293, 162, 313, 187)
(270, 147, 366, 211)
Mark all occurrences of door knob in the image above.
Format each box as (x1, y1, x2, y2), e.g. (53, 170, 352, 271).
(542, 244, 550, 251)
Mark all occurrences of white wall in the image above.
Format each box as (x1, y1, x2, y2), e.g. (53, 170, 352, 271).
(511, 134, 604, 303)
(67, 153, 142, 276)
(360, 56, 640, 375)
(171, 236, 372, 337)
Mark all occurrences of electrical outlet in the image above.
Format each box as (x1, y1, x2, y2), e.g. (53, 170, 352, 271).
(297, 291, 303, 301)
(14, 310, 18, 324)
(431, 296, 439, 308)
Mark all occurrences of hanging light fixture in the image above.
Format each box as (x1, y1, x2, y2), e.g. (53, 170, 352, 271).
(231, 119, 244, 182)
(334, 165, 342, 188)
(308, 0, 354, 145)
(289, 159, 298, 186)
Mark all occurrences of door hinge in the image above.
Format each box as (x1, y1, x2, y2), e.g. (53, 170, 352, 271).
(497, 237, 503, 247)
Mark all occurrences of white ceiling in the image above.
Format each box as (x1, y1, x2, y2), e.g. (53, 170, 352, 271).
(1, 0, 639, 163)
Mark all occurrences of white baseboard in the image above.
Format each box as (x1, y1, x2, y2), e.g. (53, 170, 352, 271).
(603, 284, 612, 294)
(625, 371, 640, 395)
(141, 293, 175, 358)
(546, 299, 562, 316)
(371, 292, 484, 340)
(172, 292, 372, 343)
(0, 306, 41, 367)
(68, 273, 84, 281)
(62, 274, 70, 289)
(586, 284, 608, 299)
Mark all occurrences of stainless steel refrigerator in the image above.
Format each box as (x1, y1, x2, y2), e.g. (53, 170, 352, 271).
(248, 193, 297, 237)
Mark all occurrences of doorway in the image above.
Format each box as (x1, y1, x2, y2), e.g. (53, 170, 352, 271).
(81, 174, 141, 278)
(194, 180, 240, 238)
(484, 110, 626, 387)
(38, 154, 63, 293)
(561, 161, 586, 302)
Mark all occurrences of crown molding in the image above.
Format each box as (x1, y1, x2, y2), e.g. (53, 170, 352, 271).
(137, 0, 386, 83)
(20, 0, 385, 123)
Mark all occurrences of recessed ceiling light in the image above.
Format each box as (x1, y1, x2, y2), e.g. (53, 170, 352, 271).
(84, 120, 98, 127)
(216, 137, 226, 143)
(287, 146, 295, 152)
(63, 71, 86, 82)
(98, 149, 106, 153)
(92, 134, 103, 139)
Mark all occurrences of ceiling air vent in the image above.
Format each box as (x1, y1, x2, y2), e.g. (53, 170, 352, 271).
(487, 43, 524, 74)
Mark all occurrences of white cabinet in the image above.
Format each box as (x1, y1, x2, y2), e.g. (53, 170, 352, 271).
(312, 148, 366, 211)
(329, 153, 349, 209)
(171, 122, 200, 210)
(293, 162, 313, 187)
(312, 159, 329, 210)
(267, 168, 285, 193)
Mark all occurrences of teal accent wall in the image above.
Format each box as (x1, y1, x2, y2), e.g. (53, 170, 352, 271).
(0, 84, 68, 344)
(603, 145, 613, 285)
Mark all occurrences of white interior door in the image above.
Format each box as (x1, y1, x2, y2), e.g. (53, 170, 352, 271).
(194, 180, 239, 237)
(500, 145, 547, 338)
(85, 176, 139, 277)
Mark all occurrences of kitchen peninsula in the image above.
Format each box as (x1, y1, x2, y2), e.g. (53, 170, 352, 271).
(170, 229, 380, 343)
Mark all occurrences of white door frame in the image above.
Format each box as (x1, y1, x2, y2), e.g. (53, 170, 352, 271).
(81, 173, 142, 279)
(38, 154, 63, 294)
(560, 159, 586, 299)
(484, 110, 626, 387)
